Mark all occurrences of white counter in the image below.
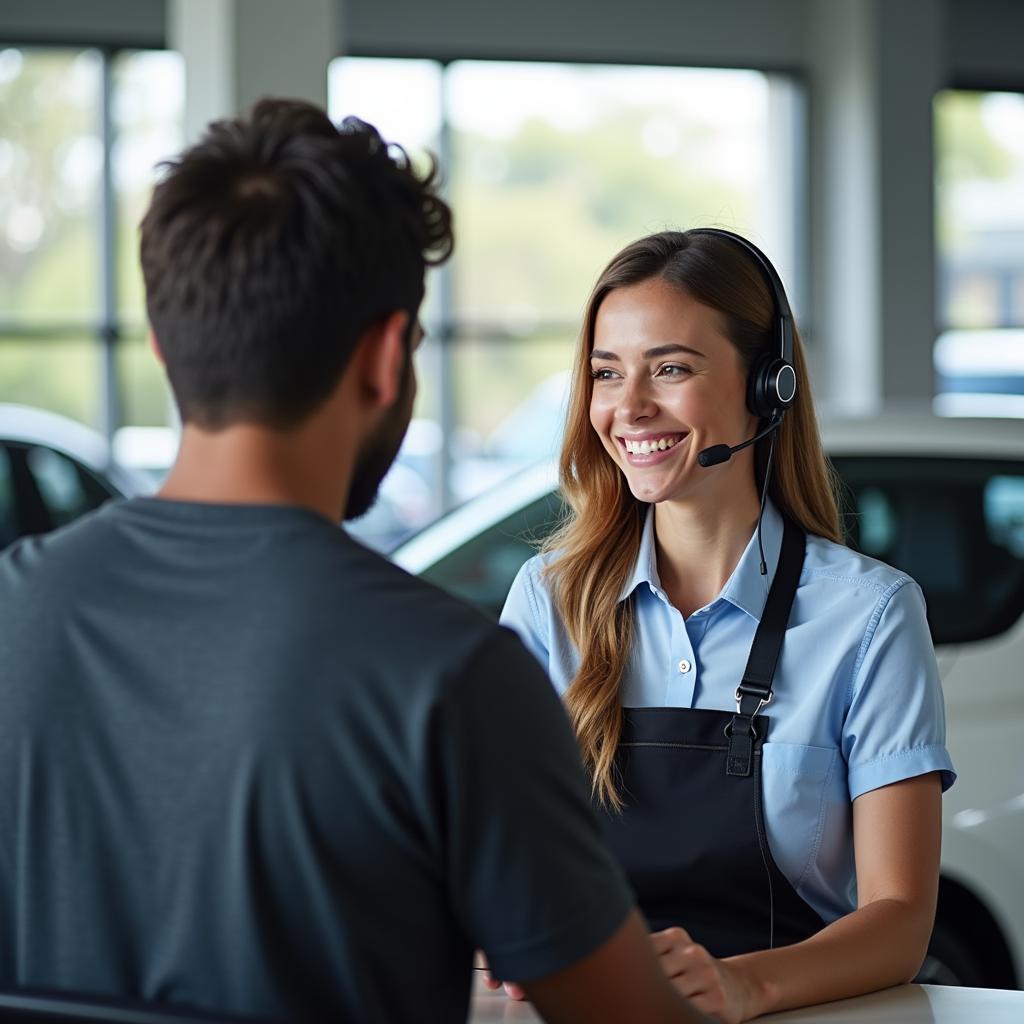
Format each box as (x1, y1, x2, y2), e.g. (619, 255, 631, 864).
(470, 976, 1024, 1022)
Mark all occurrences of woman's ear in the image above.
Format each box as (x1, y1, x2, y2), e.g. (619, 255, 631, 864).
(357, 310, 410, 411)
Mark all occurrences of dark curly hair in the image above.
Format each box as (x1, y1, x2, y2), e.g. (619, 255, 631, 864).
(140, 97, 454, 429)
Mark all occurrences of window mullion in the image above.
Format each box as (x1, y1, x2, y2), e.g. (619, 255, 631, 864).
(99, 49, 121, 449)
(437, 63, 456, 513)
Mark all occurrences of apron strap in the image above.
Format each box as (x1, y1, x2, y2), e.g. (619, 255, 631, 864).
(727, 518, 806, 777)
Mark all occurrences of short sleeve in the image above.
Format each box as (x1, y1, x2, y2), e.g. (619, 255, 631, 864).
(500, 558, 551, 671)
(843, 580, 957, 800)
(433, 627, 634, 983)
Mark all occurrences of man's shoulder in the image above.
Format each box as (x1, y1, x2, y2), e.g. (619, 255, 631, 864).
(341, 541, 522, 664)
(0, 503, 119, 588)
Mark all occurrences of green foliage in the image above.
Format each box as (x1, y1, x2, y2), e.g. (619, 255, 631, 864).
(452, 109, 749, 325)
(935, 92, 1015, 184)
(0, 338, 100, 426)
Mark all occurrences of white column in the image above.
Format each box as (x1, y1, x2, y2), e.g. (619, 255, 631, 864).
(876, 0, 945, 407)
(807, 0, 882, 416)
(807, 0, 946, 415)
(168, 0, 339, 146)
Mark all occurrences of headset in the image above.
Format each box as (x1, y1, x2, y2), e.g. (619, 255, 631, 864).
(687, 228, 798, 468)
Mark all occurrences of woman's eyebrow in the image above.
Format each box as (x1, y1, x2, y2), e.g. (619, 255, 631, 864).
(643, 343, 706, 359)
(589, 344, 706, 361)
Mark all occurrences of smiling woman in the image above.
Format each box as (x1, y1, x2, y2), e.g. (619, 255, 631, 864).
(588, 279, 753, 506)
(498, 228, 955, 1023)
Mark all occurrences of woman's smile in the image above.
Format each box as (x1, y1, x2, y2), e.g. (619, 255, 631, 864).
(618, 431, 689, 464)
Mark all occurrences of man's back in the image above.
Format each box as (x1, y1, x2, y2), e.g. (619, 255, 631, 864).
(0, 498, 634, 1022)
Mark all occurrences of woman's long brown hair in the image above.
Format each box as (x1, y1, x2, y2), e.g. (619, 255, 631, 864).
(544, 230, 842, 810)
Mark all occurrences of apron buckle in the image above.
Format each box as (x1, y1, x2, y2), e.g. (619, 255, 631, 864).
(735, 687, 772, 717)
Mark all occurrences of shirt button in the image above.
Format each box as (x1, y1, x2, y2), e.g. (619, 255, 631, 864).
(678, 659, 692, 673)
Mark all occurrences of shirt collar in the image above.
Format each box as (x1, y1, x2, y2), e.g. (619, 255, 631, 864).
(719, 500, 785, 621)
(617, 500, 786, 622)
(618, 507, 661, 602)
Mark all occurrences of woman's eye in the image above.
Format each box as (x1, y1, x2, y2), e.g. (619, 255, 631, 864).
(658, 364, 692, 378)
(590, 367, 619, 381)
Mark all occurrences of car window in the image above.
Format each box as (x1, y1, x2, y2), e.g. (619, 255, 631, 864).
(0, 442, 118, 551)
(832, 456, 1024, 645)
(420, 491, 564, 619)
(26, 445, 112, 529)
(420, 455, 1024, 645)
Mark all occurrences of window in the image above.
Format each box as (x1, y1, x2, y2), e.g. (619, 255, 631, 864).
(330, 57, 803, 549)
(934, 90, 1024, 417)
(0, 46, 183, 453)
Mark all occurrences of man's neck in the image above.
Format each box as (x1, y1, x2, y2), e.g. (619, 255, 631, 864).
(158, 420, 352, 524)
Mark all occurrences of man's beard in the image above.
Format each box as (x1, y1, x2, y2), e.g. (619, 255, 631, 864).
(344, 358, 414, 522)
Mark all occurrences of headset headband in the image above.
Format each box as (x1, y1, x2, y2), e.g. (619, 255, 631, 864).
(686, 228, 793, 369)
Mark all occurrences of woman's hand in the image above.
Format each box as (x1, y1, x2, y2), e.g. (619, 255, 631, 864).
(650, 927, 754, 1023)
(475, 951, 527, 1001)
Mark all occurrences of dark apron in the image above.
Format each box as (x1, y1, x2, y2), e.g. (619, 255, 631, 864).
(600, 518, 827, 957)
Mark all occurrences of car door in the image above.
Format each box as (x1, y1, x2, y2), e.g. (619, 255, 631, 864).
(834, 453, 1024, 987)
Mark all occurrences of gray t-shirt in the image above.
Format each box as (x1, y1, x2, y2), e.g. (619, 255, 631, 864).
(0, 498, 633, 1022)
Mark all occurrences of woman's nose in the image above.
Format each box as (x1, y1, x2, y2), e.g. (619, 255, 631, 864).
(617, 376, 657, 422)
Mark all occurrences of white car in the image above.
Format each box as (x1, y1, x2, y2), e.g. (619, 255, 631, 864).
(0, 404, 148, 550)
(394, 414, 1024, 989)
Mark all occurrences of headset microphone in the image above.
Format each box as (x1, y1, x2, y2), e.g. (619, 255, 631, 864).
(697, 414, 784, 468)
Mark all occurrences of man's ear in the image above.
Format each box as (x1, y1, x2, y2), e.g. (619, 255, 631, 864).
(148, 329, 165, 367)
(357, 310, 409, 410)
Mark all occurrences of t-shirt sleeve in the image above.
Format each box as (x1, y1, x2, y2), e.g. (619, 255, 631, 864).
(499, 558, 551, 672)
(433, 627, 635, 983)
(843, 579, 957, 800)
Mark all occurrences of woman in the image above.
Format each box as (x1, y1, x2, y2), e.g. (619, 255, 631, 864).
(498, 229, 955, 1022)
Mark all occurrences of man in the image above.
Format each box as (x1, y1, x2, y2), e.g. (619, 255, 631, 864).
(0, 99, 706, 1023)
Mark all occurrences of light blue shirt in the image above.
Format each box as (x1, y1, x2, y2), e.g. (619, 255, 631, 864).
(500, 501, 956, 923)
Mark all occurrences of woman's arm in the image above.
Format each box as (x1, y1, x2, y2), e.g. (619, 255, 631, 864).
(655, 771, 942, 1022)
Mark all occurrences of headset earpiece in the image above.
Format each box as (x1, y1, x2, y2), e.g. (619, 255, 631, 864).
(748, 355, 797, 420)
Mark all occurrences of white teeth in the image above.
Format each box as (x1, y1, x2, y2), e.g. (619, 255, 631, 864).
(624, 435, 682, 455)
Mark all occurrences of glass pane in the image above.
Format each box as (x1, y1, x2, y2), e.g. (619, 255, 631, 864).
(934, 91, 1024, 417)
(113, 332, 177, 486)
(114, 50, 185, 326)
(447, 62, 783, 327)
(0, 47, 103, 322)
(450, 332, 572, 502)
(0, 337, 101, 428)
(936, 91, 1024, 331)
(117, 332, 173, 428)
(934, 328, 1024, 418)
